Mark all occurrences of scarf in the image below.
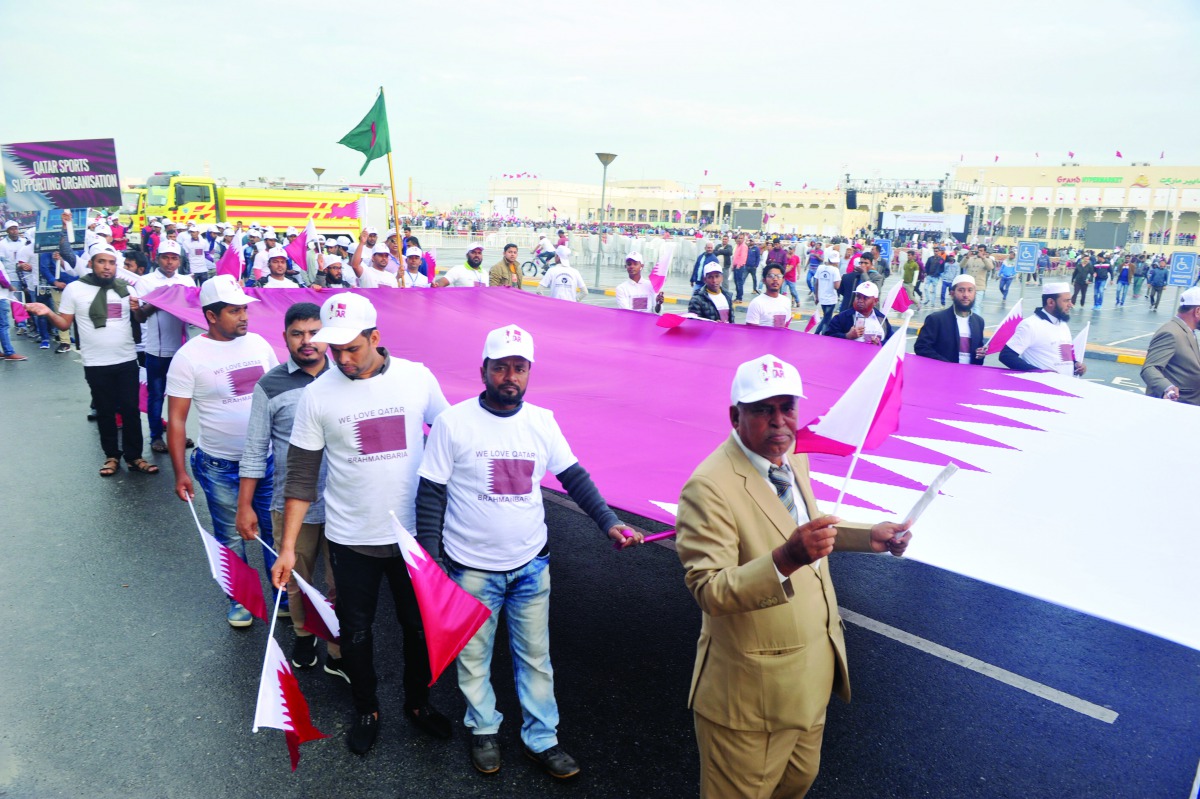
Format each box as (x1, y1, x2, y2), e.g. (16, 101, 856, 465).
(79, 273, 129, 329)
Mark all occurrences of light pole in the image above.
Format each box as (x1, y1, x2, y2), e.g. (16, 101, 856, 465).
(312, 167, 325, 189)
(596, 152, 616, 228)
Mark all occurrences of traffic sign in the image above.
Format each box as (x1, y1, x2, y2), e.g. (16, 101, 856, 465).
(1167, 252, 1197, 287)
(1015, 241, 1039, 274)
(874, 238, 893, 264)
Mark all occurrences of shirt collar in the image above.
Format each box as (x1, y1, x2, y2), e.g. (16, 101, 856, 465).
(286, 356, 330, 376)
(1035, 308, 1061, 326)
(730, 430, 790, 481)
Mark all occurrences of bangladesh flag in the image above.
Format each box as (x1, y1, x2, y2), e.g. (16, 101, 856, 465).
(338, 91, 391, 176)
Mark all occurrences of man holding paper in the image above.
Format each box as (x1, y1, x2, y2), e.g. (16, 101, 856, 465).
(675, 355, 911, 798)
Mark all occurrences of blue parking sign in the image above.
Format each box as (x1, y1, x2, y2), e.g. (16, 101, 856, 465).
(874, 239, 892, 264)
(1015, 241, 1039, 274)
(1168, 252, 1197, 287)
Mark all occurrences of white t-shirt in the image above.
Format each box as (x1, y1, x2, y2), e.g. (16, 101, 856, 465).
(418, 399, 578, 571)
(165, 332, 279, 460)
(252, 251, 271, 280)
(614, 277, 658, 312)
(706, 289, 730, 322)
(261, 276, 300, 289)
(357, 267, 399, 289)
(955, 314, 972, 364)
(441, 263, 487, 287)
(399, 270, 431, 288)
(132, 269, 194, 356)
(539, 263, 586, 301)
(745, 293, 793, 328)
(1007, 310, 1075, 376)
(289, 356, 449, 544)
(179, 234, 210, 274)
(815, 264, 840, 305)
(58, 281, 137, 367)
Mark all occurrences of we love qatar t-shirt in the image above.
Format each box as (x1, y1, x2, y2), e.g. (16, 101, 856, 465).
(58, 281, 136, 367)
(165, 332, 279, 460)
(418, 398, 577, 571)
(288, 356, 449, 545)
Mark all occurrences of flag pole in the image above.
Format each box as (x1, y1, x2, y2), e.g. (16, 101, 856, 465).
(252, 589, 285, 733)
(380, 88, 404, 288)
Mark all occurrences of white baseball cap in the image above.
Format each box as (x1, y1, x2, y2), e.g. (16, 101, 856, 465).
(266, 246, 288, 260)
(482, 324, 534, 363)
(1180, 287, 1200, 306)
(88, 244, 119, 261)
(854, 281, 880, 298)
(1042, 281, 1070, 295)
(337, 236, 352, 247)
(222, 229, 235, 237)
(94, 223, 112, 236)
(186, 223, 197, 231)
(157, 239, 183, 256)
(625, 251, 644, 263)
(247, 229, 261, 238)
(286, 226, 297, 236)
(951, 274, 975, 288)
(198, 273, 258, 307)
(703, 262, 722, 275)
(467, 243, 485, 253)
(554, 245, 569, 259)
(263, 228, 278, 239)
(405, 248, 423, 259)
(371, 242, 391, 255)
(827, 250, 841, 264)
(151, 221, 165, 230)
(3, 219, 17, 229)
(730, 354, 805, 405)
(313, 293, 378, 345)
(324, 256, 344, 268)
(363, 227, 378, 236)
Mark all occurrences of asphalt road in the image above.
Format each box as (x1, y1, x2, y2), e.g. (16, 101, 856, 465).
(1, 331, 1197, 799)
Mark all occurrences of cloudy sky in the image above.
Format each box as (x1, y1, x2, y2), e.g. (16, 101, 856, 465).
(3, 0, 1196, 204)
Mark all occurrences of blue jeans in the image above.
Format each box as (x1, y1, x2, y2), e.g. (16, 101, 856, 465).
(940, 279, 952, 304)
(1093, 279, 1107, 307)
(0, 300, 13, 356)
(999, 276, 1013, 300)
(805, 269, 817, 293)
(144, 354, 172, 440)
(190, 448, 275, 575)
(450, 554, 558, 753)
(922, 275, 939, 304)
(814, 303, 836, 335)
(1115, 282, 1129, 305)
(783, 280, 801, 305)
(732, 267, 748, 301)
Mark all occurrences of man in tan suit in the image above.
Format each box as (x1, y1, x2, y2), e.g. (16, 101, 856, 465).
(1141, 287, 1200, 406)
(676, 354, 912, 798)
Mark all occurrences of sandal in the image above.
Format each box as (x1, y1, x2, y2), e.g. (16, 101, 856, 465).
(128, 458, 160, 475)
(150, 438, 169, 453)
(100, 458, 119, 477)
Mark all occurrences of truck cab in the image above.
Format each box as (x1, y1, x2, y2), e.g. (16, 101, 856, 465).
(144, 172, 218, 225)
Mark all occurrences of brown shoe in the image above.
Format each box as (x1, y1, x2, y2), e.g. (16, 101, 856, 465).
(3, 354, 27, 361)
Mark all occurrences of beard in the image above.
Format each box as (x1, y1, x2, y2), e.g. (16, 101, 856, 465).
(953, 297, 975, 313)
(485, 382, 525, 408)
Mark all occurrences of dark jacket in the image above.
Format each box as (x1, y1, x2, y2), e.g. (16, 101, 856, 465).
(924, 255, 946, 279)
(1071, 262, 1094, 284)
(745, 245, 762, 270)
(713, 243, 733, 269)
(688, 285, 737, 323)
(914, 307, 985, 365)
(823, 307, 893, 343)
(690, 252, 718, 284)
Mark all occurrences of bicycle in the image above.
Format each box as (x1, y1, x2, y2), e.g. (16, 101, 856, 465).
(522, 250, 556, 276)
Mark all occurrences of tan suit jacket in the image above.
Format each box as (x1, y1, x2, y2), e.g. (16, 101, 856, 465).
(676, 436, 874, 733)
(1141, 316, 1200, 406)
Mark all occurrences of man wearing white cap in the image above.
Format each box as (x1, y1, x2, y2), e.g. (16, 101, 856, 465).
(436, 244, 488, 287)
(271, 292, 453, 755)
(179, 223, 211, 285)
(823, 280, 892, 345)
(675, 354, 911, 799)
(914, 274, 987, 365)
(256, 247, 301, 289)
(400, 248, 431, 288)
(415, 325, 642, 778)
(349, 227, 380, 277)
(614, 252, 662, 313)
(999, 282, 1086, 377)
(689, 262, 736, 322)
(166, 274, 281, 627)
(252, 230, 281, 281)
(353, 243, 400, 289)
(538, 246, 587, 302)
(131, 239, 197, 453)
(313, 256, 353, 289)
(25, 246, 156, 475)
(1140, 286, 1200, 405)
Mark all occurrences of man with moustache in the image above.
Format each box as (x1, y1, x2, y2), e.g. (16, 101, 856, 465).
(1000, 282, 1087, 377)
(435, 243, 488, 287)
(488, 243, 524, 289)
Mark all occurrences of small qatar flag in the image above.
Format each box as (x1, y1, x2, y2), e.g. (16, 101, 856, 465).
(292, 572, 340, 643)
(196, 521, 267, 621)
(215, 234, 244, 279)
(391, 512, 491, 686)
(1115, 150, 1123, 158)
(1160, 150, 1165, 160)
(703, 169, 708, 176)
(283, 218, 317, 271)
(994, 154, 1000, 163)
(1068, 150, 1075, 158)
(984, 298, 1024, 355)
(794, 313, 911, 457)
(253, 635, 328, 771)
(883, 281, 913, 314)
(802, 182, 807, 189)
(649, 243, 674, 294)
(1071, 321, 1090, 365)
(748, 180, 756, 188)
(803, 314, 817, 333)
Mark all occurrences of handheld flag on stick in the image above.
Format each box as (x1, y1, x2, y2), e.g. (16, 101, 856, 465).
(187, 497, 266, 621)
(795, 312, 913, 514)
(984, 299, 1024, 355)
(252, 592, 328, 771)
(803, 314, 818, 333)
(214, 236, 244, 280)
(1071, 322, 1090, 366)
(883, 281, 914, 315)
(649, 243, 674, 294)
(338, 91, 392, 176)
(253, 535, 339, 642)
(283, 219, 317, 275)
(390, 512, 490, 686)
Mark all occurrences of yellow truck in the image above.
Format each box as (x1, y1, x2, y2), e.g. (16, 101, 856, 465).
(133, 172, 389, 239)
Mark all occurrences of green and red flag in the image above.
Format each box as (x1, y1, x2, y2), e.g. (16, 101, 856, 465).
(338, 91, 391, 176)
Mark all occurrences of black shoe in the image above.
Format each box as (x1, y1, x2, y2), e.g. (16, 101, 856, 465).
(290, 635, 317, 669)
(406, 703, 452, 739)
(471, 734, 501, 774)
(348, 712, 379, 755)
(87, 411, 97, 422)
(523, 744, 580, 779)
(324, 657, 350, 684)
(55, 343, 71, 354)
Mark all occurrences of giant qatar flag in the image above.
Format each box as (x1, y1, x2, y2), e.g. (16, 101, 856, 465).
(142, 285, 1199, 651)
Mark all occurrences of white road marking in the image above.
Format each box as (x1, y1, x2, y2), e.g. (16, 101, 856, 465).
(1105, 332, 1153, 346)
(840, 608, 1118, 724)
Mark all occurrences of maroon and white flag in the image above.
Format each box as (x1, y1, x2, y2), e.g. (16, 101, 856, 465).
(803, 313, 818, 333)
(252, 635, 328, 770)
(984, 299, 1024, 355)
(1071, 322, 1090, 365)
(649, 243, 674, 294)
(196, 519, 267, 621)
(292, 572, 340, 643)
(883, 282, 914, 314)
(283, 218, 317, 273)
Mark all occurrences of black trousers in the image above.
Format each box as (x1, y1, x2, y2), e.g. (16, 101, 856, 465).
(83, 359, 142, 463)
(327, 540, 431, 715)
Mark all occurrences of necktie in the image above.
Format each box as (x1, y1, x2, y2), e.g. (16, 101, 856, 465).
(768, 466, 796, 520)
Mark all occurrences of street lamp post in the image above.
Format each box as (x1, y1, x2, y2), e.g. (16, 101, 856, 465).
(313, 167, 325, 189)
(595, 152, 617, 284)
